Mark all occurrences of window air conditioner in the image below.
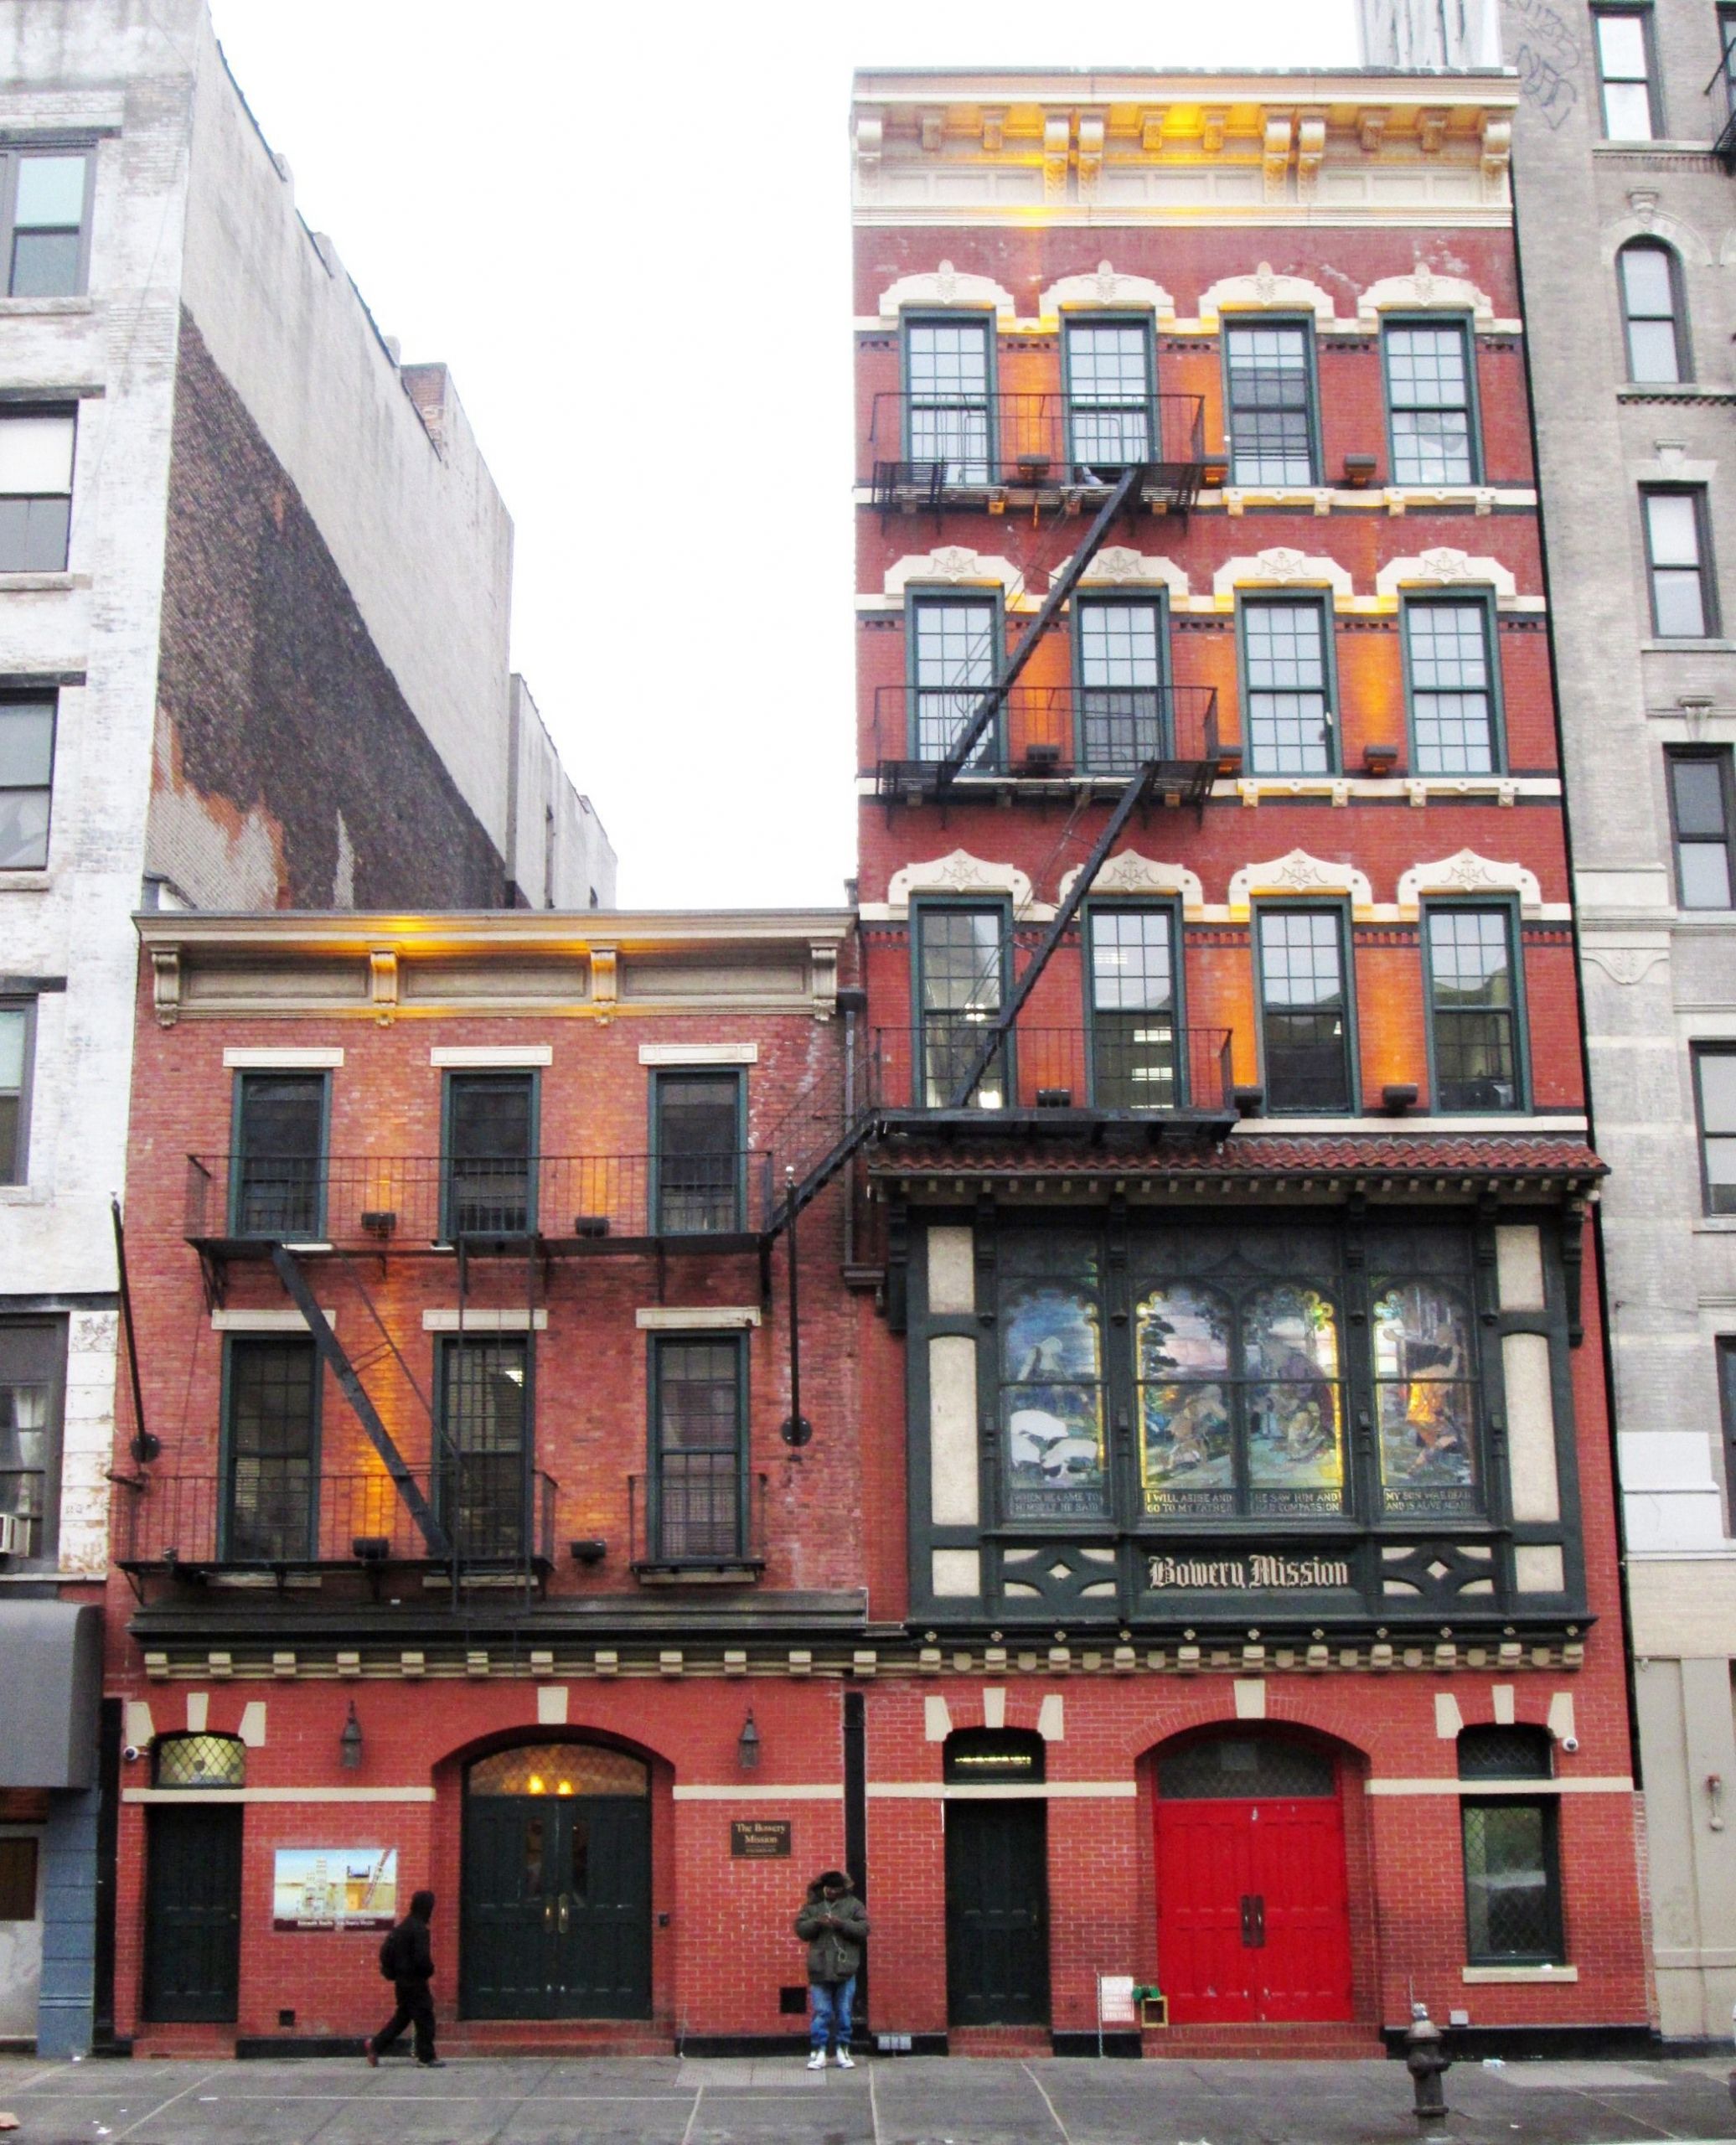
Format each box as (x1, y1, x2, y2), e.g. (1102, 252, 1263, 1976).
(0, 1512, 29, 1556)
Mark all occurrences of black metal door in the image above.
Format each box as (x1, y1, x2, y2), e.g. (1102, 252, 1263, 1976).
(462, 1795, 651, 2020)
(944, 1799, 1049, 2026)
(142, 1805, 241, 2022)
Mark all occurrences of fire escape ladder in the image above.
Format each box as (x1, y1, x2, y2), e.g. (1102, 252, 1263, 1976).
(933, 461, 1148, 801)
(765, 1109, 884, 1244)
(945, 759, 1162, 1109)
(269, 1243, 451, 1558)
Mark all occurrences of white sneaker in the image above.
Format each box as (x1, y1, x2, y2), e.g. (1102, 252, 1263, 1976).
(835, 2048, 855, 2069)
(806, 2049, 826, 2070)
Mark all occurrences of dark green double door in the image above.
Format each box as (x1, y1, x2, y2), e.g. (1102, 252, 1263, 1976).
(945, 1801, 1049, 2026)
(462, 1795, 651, 2018)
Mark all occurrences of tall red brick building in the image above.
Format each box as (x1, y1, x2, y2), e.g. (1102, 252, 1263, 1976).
(97, 66, 1650, 2061)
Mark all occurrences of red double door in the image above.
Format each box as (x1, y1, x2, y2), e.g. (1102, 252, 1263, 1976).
(1155, 1788, 1353, 2023)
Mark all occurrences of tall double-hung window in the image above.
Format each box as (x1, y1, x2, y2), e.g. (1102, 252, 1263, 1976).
(1223, 321, 1317, 485)
(222, 1336, 318, 1563)
(1, 152, 92, 297)
(1383, 320, 1476, 485)
(1088, 907, 1179, 1112)
(0, 411, 74, 573)
(437, 1336, 529, 1558)
(1404, 600, 1499, 774)
(905, 316, 992, 484)
(1243, 597, 1334, 774)
(917, 905, 1007, 1109)
(909, 593, 999, 767)
(0, 695, 55, 869)
(648, 1334, 747, 1562)
(1594, 8, 1657, 137)
(1424, 907, 1523, 1112)
(1075, 595, 1165, 771)
(1257, 908, 1354, 1113)
(1064, 318, 1154, 473)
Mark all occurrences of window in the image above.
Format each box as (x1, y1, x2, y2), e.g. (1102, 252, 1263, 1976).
(1242, 599, 1334, 774)
(230, 1072, 327, 1239)
(917, 904, 1007, 1109)
(1695, 1047, 1736, 1212)
(1618, 241, 1687, 383)
(0, 695, 54, 868)
(153, 1734, 245, 1790)
(653, 1069, 744, 1234)
(1372, 1279, 1482, 1512)
(1717, 1337, 1736, 1527)
(1383, 320, 1476, 485)
(0, 1000, 34, 1183)
(1076, 596, 1166, 771)
(1667, 749, 1736, 907)
(1000, 1227, 1108, 1517)
(1426, 907, 1522, 1112)
(1404, 600, 1498, 774)
(1065, 318, 1154, 473)
(0, 1321, 64, 1564)
(437, 1336, 528, 1558)
(910, 593, 1000, 766)
(1594, 8, 1656, 136)
(906, 315, 992, 484)
(0, 1837, 38, 1921)
(1459, 1727, 1563, 1966)
(1088, 907, 1179, 1111)
(1258, 908, 1354, 1112)
(1642, 489, 1716, 638)
(1, 151, 91, 297)
(442, 1070, 535, 1237)
(649, 1334, 747, 1560)
(0, 411, 74, 572)
(222, 1336, 318, 1562)
(1223, 321, 1317, 484)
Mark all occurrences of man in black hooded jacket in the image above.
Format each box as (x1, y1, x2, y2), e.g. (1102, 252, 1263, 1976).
(364, 1889, 443, 2067)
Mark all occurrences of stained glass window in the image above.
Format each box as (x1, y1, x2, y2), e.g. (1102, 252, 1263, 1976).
(155, 1734, 245, 1789)
(1000, 1237, 1107, 1518)
(1138, 1283, 1232, 1515)
(468, 1744, 648, 1797)
(1373, 1281, 1480, 1513)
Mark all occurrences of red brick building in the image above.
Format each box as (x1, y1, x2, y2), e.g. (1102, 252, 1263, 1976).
(100, 66, 1651, 2063)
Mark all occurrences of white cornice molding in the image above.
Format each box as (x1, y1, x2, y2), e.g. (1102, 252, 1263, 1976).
(1212, 547, 1354, 603)
(1398, 849, 1544, 917)
(1375, 548, 1518, 603)
(1038, 261, 1175, 324)
(1199, 263, 1336, 328)
(1228, 849, 1374, 915)
(1057, 852, 1203, 910)
(1356, 269, 1497, 327)
(886, 850, 1036, 917)
(877, 261, 1015, 321)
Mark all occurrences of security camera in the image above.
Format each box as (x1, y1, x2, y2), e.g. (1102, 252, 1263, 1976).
(1560, 1734, 1579, 1755)
(122, 1745, 141, 1765)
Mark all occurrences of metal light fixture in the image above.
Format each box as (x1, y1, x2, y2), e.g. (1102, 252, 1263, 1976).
(339, 1700, 364, 1771)
(737, 1709, 762, 1773)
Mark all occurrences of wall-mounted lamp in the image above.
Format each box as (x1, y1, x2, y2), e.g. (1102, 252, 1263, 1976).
(339, 1700, 364, 1772)
(737, 1709, 762, 1773)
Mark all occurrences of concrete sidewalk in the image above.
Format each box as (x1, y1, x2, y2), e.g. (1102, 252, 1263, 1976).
(0, 2052, 1730, 2145)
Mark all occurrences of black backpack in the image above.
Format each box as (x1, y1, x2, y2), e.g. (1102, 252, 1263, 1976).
(378, 1924, 403, 1981)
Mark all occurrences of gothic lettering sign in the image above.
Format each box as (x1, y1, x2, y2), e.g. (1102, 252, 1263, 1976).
(730, 1819, 792, 1859)
(1146, 1553, 1351, 1590)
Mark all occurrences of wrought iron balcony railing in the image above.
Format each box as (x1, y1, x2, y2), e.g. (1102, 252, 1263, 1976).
(868, 1023, 1235, 1119)
(184, 1151, 774, 1252)
(627, 1469, 768, 1578)
(870, 683, 1226, 801)
(865, 391, 1209, 509)
(116, 1468, 558, 1574)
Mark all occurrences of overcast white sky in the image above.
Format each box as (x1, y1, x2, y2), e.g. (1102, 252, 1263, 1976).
(205, 1, 1359, 910)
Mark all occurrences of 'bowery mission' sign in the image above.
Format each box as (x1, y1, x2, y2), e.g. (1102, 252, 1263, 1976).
(1146, 1554, 1352, 1591)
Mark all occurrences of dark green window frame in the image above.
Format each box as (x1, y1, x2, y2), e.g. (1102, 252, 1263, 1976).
(0, 995, 34, 1186)
(901, 310, 997, 483)
(440, 1067, 540, 1239)
(227, 1068, 330, 1241)
(219, 1333, 320, 1563)
(1617, 240, 1690, 384)
(649, 1066, 747, 1235)
(1221, 315, 1320, 486)
(1692, 1045, 1736, 1214)
(1253, 901, 1359, 1114)
(1062, 313, 1158, 475)
(1717, 1336, 1736, 1529)
(648, 1331, 749, 1563)
(0, 149, 95, 300)
(1072, 589, 1170, 771)
(905, 587, 1005, 768)
(911, 896, 1013, 1109)
(1381, 314, 1481, 487)
(435, 1331, 532, 1560)
(0, 1314, 65, 1566)
(1237, 594, 1339, 776)
(1401, 593, 1503, 776)
(0, 691, 55, 870)
(1666, 747, 1736, 908)
(1641, 487, 1718, 638)
(1459, 1721, 1564, 1964)
(1083, 900, 1186, 1112)
(1423, 900, 1528, 1114)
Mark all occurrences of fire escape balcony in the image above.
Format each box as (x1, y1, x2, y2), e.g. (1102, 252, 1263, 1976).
(183, 1150, 776, 1266)
(865, 391, 1210, 514)
(115, 1467, 558, 1592)
(868, 1023, 1236, 1135)
(872, 685, 1230, 808)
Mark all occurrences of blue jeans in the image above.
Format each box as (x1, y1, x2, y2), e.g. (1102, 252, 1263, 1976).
(809, 1975, 855, 2053)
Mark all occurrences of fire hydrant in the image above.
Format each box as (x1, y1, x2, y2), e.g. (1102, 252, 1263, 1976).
(1404, 2003, 1452, 2123)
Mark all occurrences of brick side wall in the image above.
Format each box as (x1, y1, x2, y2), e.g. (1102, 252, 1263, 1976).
(148, 313, 506, 912)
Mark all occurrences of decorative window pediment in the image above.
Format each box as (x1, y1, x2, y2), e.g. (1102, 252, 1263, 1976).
(887, 850, 1035, 915)
(1040, 261, 1175, 323)
(1198, 263, 1336, 328)
(1228, 849, 1374, 913)
(1057, 547, 1191, 601)
(1213, 548, 1354, 604)
(878, 261, 1016, 322)
(1357, 270, 1496, 328)
(885, 547, 1028, 602)
(1059, 850, 1202, 909)
(1376, 549, 1518, 603)
(1398, 850, 1543, 916)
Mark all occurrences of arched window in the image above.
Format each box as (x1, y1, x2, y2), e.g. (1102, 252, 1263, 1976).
(1618, 240, 1688, 384)
(152, 1733, 245, 1789)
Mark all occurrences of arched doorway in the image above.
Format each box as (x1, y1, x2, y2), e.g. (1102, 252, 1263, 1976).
(943, 1728, 1048, 2028)
(1154, 1730, 1352, 2024)
(460, 1740, 651, 2019)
